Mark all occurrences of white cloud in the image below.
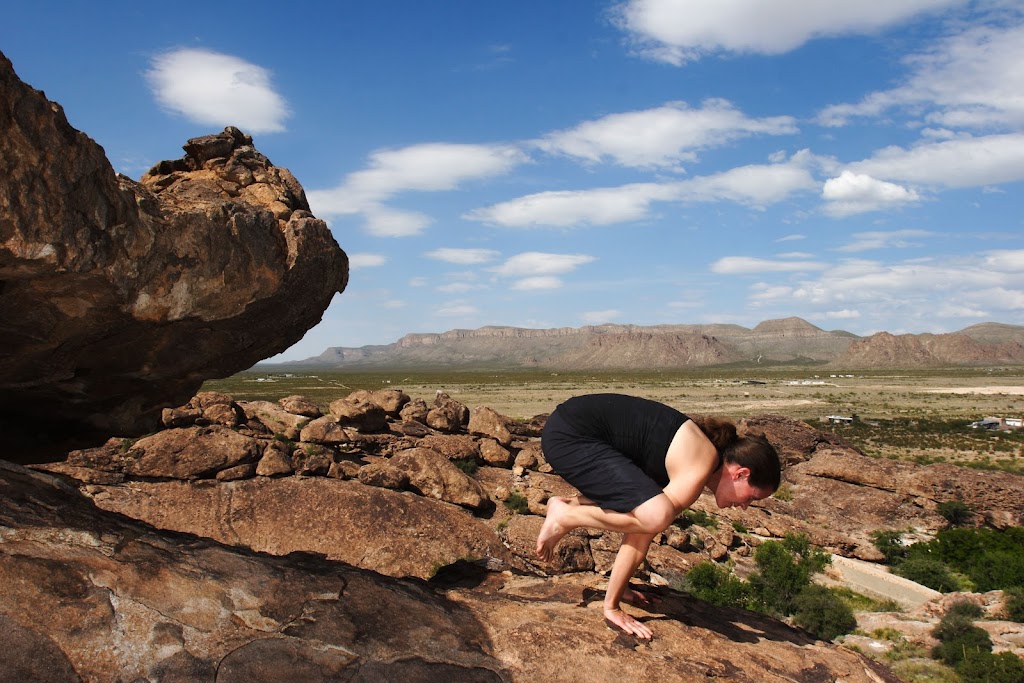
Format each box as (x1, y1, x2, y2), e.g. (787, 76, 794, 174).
(307, 142, 527, 236)
(777, 234, 807, 242)
(436, 282, 476, 293)
(363, 207, 432, 237)
(348, 253, 388, 269)
(847, 134, 1024, 188)
(424, 248, 501, 264)
(436, 302, 480, 316)
(822, 171, 921, 217)
(745, 253, 1024, 328)
(823, 309, 861, 320)
(611, 0, 962, 65)
(536, 99, 796, 169)
(513, 276, 564, 290)
(582, 309, 623, 323)
(408, 277, 428, 287)
(711, 256, 828, 274)
(492, 252, 596, 276)
(466, 183, 676, 228)
(818, 21, 1024, 129)
(467, 153, 818, 228)
(676, 156, 818, 207)
(836, 229, 932, 253)
(146, 48, 289, 133)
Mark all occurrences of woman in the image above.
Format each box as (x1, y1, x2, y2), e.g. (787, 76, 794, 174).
(536, 393, 780, 640)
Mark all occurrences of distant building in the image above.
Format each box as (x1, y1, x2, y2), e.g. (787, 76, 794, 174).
(826, 415, 855, 424)
(970, 416, 1022, 431)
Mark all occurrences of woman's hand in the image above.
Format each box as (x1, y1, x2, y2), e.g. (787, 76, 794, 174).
(603, 606, 654, 640)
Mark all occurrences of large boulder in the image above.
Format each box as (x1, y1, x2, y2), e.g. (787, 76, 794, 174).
(0, 462, 901, 683)
(0, 51, 347, 461)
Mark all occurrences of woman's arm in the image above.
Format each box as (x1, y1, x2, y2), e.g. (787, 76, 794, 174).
(603, 531, 658, 639)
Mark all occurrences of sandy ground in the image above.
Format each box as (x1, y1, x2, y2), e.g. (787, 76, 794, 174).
(923, 385, 1024, 395)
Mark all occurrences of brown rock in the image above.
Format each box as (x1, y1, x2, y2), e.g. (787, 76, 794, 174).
(328, 398, 388, 433)
(419, 433, 480, 460)
(501, 515, 594, 574)
(357, 462, 409, 490)
(426, 393, 469, 432)
(256, 441, 294, 477)
(0, 55, 347, 460)
(469, 406, 514, 446)
(479, 438, 513, 467)
(202, 402, 242, 427)
(400, 398, 430, 424)
(391, 448, 491, 511)
(345, 389, 410, 416)
(121, 426, 263, 479)
(161, 406, 203, 429)
(299, 415, 352, 445)
(239, 400, 309, 435)
(278, 395, 322, 418)
(216, 463, 256, 482)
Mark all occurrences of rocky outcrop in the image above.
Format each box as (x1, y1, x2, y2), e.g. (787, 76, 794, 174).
(0, 461, 902, 683)
(835, 331, 1024, 368)
(0, 51, 348, 461)
(287, 318, 1024, 371)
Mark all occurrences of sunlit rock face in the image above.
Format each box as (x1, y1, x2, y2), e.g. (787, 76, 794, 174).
(0, 51, 348, 460)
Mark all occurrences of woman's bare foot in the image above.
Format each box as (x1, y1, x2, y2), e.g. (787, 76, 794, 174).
(535, 496, 573, 561)
(603, 606, 654, 640)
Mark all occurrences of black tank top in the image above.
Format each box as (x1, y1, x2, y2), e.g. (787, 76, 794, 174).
(555, 393, 688, 487)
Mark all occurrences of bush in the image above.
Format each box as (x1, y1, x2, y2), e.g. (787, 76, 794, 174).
(905, 527, 1024, 592)
(931, 613, 993, 667)
(954, 651, 1024, 683)
(503, 491, 529, 514)
(749, 534, 830, 616)
(893, 558, 963, 593)
(453, 459, 479, 475)
(1004, 587, 1024, 623)
(937, 500, 972, 527)
(871, 529, 909, 565)
(682, 562, 751, 610)
(791, 585, 857, 641)
(945, 600, 984, 620)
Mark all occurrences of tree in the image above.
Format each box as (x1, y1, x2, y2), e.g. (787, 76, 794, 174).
(791, 585, 857, 641)
(749, 533, 830, 616)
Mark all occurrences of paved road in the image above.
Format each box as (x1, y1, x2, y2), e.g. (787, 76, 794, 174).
(829, 555, 941, 610)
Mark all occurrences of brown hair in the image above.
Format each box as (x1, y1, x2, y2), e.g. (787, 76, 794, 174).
(692, 416, 781, 491)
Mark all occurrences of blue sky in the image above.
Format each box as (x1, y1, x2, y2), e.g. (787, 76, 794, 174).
(4, 1, 1023, 361)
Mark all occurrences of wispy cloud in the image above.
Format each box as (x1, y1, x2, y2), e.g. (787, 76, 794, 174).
(308, 143, 528, 236)
(818, 20, 1024, 129)
(491, 252, 596, 290)
(711, 256, 828, 274)
(146, 48, 289, 133)
(348, 253, 388, 269)
(424, 248, 501, 264)
(836, 230, 932, 253)
(611, 0, 963, 65)
(467, 152, 819, 228)
(536, 99, 796, 169)
(582, 309, 622, 323)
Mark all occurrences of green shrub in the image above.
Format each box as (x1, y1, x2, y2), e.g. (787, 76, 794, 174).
(937, 500, 973, 527)
(453, 459, 479, 475)
(748, 534, 830, 616)
(931, 613, 993, 667)
(773, 483, 793, 501)
(953, 651, 1024, 683)
(905, 527, 1024, 591)
(683, 509, 718, 529)
(791, 585, 857, 641)
(945, 600, 984, 620)
(731, 520, 748, 533)
(890, 660, 961, 683)
(503, 492, 529, 514)
(682, 562, 751, 610)
(1004, 587, 1024, 623)
(871, 529, 909, 565)
(893, 558, 963, 593)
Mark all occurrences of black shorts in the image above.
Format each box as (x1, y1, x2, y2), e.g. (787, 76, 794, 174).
(541, 409, 664, 513)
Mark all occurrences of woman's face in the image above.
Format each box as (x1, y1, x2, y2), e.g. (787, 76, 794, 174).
(713, 463, 773, 510)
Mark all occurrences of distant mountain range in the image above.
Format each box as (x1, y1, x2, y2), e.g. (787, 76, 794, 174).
(264, 318, 1024, 370)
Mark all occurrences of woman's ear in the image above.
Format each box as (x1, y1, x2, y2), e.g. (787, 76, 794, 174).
(732, 466, 751, 481)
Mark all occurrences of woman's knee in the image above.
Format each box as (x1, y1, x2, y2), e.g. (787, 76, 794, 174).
(632, 497, 675, 534)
